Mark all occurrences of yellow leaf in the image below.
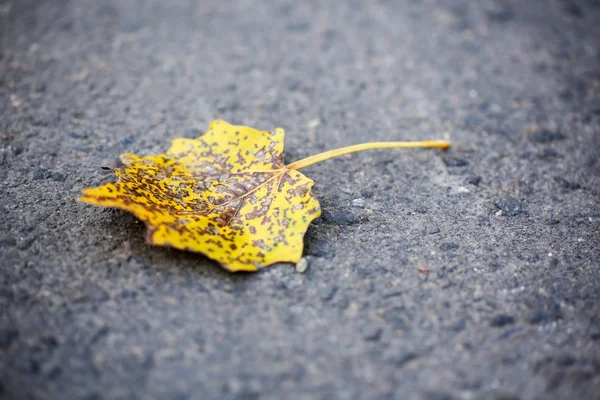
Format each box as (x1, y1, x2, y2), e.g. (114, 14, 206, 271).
(81, 120, 449, 272)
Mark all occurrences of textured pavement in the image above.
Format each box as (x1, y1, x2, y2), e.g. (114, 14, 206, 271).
(1, 0, 600, 399)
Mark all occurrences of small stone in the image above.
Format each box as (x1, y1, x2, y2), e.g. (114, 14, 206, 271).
(73, 146, 92, 153)
(466, 176, 482, 186)
(361, 190, 374, 198)
(295, 257, 308, 273)
(443, 157, 469, 167)
(555, 354, 576, 367)
(322, 210, 360, 226)
(494, 197, 523, 216)
(33, 168, 50, 180)
(320, 285, 339, 302)
(488, 262, 502, 271)
(361, 326, 383, 341)
(307, 119, 320, 129)
(456, 186, 470, 193)
(553, 177, 580, 190)
(439, 242, 459, 251)
(490, 314, 515, 327)
(121, 136, 134, 146)
(68, 131, 89, 139)
(50, 172, 65, 182)
(390, 352, 419, 368)
(352, 198, 365, 208)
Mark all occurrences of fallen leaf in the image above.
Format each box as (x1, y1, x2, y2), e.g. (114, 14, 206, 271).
(81, 120, 449, 272)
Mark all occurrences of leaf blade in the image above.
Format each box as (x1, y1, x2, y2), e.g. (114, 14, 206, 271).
(81, 120, 321, 271)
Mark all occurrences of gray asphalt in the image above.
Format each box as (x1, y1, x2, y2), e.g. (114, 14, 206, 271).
(1, 1, 599, 399)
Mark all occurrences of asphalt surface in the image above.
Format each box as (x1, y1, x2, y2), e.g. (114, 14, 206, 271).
(1, 0, 600, 399)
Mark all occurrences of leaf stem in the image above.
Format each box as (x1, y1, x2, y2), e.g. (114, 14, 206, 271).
(286, 140, 450, 170)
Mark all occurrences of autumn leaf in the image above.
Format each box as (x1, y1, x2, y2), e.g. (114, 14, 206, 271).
(80, 120, 449, 272)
